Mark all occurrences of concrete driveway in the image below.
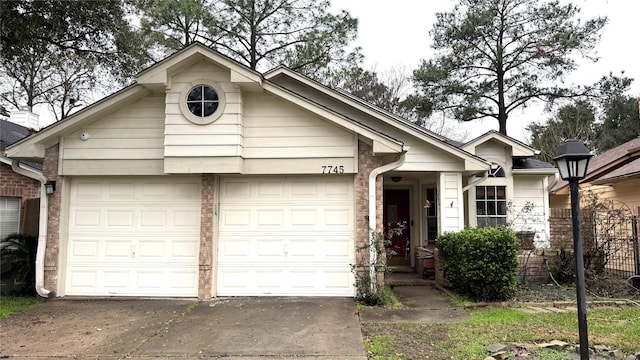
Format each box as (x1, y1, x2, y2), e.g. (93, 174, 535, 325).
(0, 297, 367, 359)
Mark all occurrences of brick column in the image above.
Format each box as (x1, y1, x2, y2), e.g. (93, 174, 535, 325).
(42, 144, 61, 293)
(198, 174, 215, 299)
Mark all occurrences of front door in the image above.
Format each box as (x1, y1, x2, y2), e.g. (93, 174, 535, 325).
(383, 189, 410, 262)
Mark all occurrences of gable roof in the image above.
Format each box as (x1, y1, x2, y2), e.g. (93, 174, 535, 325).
(6, 43, 404, 160)
(461, 130, 538, 157)
(136, 41, 263, 91)
(265, 66, 490, 171)
(551, 136, 640, 193)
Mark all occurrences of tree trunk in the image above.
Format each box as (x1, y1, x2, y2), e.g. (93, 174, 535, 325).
(498, 113, 508, 135)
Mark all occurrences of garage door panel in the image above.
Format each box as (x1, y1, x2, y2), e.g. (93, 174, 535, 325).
(66, 177, 201, 297)
(257, 209, 283, 226)
(104, 271, 130, 288)
(104, 240, 130, 257)
(218, 266, 353, 296)
(67, 266, 199, 296)
(218, 176, 355, 296)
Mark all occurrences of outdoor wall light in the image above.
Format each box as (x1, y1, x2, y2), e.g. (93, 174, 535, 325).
(390, 176, 402, 182)
(44, 180, 56, 195)
(554, 139, 593, 360)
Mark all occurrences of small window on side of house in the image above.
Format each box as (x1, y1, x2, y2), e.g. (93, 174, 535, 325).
(0, 197, 20, 240)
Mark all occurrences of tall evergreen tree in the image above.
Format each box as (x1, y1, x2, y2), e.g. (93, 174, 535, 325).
(135, 0, 361, 81)
(411, 0, 607, 135)
(592, 73, 640, 152)
(527, 101, 597, 163)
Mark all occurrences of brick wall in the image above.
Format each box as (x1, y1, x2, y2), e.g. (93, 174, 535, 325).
(355, 141, 387, 286)
(198, 174, 215, 299)
(0, 162, 41, 235)
(517, 250, 556, 282)
(43, 144, 60, 294)
(549, 208, 594, 250)
(355, 141, 385, 261)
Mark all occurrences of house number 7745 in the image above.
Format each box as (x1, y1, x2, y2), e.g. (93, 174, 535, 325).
(321, 165, 345, 174)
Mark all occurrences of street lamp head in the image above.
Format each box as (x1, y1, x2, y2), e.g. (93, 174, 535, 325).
(554, 139, 593, 181)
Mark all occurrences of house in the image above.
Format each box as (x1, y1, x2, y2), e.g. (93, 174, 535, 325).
(0, 118, 42, 239)
(550, 136, 640, 212)
(5, 43, 556, 299)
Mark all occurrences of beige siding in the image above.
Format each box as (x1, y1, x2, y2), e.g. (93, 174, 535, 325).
(62, 95, 165, 175)
(513, 176, 549, 245)
(401, 142, 465, 172)
(269, 77, 466, 171)
(243, 92, 356, 166)
(164, 61, 243, 166)
(474, 140, 508, 166)
(568, 178, 640, 211)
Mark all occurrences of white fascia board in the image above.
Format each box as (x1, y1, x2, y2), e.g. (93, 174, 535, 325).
(263, 82, 404, 154)
(137, 44, 262, 87)
(462, 131, 536, 157)
(6, 85, 150, 159)
(265, 67, 488, 169)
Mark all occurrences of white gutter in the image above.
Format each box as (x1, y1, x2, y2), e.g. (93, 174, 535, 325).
(368, 147, 408, 293)
(462, 171, 489, 193)
(11, 159, 52, 298)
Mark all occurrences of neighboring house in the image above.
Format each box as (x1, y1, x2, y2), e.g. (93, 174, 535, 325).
(6, 43, 555, 299)
(550, 136, 640, 212)
(0, 119, 42, 239)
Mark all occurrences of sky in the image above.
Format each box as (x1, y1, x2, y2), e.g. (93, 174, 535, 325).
(330, 0, 640, 143)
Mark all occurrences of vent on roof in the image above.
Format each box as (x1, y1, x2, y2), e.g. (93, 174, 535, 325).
(9, 106, 40, 131)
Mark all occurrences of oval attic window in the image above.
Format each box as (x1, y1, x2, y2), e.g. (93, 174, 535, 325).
(186, 85, 219, 117)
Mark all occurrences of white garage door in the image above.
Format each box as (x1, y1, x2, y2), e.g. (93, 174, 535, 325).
(217, 176, 355, 296)
(65, 177, 201, 297)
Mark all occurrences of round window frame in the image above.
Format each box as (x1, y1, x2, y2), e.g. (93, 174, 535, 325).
(179, 80, 226, 125)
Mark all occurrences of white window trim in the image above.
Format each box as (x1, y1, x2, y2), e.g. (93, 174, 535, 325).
(179, 79, 226, 125)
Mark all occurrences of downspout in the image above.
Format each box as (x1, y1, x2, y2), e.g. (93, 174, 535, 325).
(11, 159, 52, 298)
(368, 146, 408, 293)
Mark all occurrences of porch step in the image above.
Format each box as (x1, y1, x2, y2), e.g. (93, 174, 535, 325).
(386, 271, 435, 287)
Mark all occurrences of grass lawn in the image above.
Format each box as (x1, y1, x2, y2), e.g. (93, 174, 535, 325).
(362, 306, 640, 359)
(0, 296, 43, 318)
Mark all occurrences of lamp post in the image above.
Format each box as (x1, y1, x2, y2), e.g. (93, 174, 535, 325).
(554, 139, 593, 360)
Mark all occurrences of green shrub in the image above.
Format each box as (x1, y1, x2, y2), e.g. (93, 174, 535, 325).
(437, 227, 519, 301)
(0, 233, 37, 296)
(548, 248, 575, 285)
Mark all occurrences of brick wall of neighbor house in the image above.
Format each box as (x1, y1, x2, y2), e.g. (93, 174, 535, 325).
(43, 144, 61, 293)
(549, 208, 594, 250)
(355, 141, 385, 282)
(0, 162, 41, 235)
(517, 250, 552, 282)
(199, 174, 215, 299)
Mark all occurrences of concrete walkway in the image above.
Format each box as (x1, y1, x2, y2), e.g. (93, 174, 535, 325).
(359, 272, 471, 324)
(0, 297, 367, 359)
